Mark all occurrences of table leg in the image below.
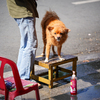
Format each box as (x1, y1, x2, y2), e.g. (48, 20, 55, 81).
(30, 65, 35, 79)
(54, 66, 59, 78)
(48, 66, 53, 88)
(72, 59, 77, 75)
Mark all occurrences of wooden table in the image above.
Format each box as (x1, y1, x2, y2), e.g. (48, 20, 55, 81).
(30, 55, 78, 88)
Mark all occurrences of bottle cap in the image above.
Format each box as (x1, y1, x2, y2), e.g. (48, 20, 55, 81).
(72, 71, 76, 78)
(73, 71, 75, 74)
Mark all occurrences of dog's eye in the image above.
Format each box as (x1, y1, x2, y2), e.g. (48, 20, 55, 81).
(54, 33, 56, 34)
(60, 33, 63, 35)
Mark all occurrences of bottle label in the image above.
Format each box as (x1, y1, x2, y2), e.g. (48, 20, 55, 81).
(70, 79, 77, 94)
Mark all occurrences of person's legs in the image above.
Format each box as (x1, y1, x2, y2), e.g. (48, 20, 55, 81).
(15, 17, 38, 79)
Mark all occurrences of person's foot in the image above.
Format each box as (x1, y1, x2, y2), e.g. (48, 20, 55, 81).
(30, 79, 43, 89)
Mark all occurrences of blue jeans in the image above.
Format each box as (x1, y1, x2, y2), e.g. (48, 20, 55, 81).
(14, 17, 38, 79)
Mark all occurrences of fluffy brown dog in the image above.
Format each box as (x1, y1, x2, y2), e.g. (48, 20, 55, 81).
(41, 11, 70, 62)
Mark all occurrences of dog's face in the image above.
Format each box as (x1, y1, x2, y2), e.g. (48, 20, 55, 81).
(48, 26, 70, 42)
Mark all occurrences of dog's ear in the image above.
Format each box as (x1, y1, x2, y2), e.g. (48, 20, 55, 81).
(65, 29, 71, 34)
(48, 26, 54, 32)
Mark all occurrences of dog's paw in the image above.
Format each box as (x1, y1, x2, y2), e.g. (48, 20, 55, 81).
(41, 53, 45, 57)
(44, 58, 49, 62)
(60, 57, 65, 61)
(59, 56, 65, 61)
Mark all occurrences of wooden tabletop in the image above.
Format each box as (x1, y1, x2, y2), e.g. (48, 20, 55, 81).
(35, 55, 78, 67)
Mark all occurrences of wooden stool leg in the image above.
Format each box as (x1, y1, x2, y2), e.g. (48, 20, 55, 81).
(32, 65, 35, 75)
(30, 65, 35, 79)
(48, 66, 53, 88)
(72, 59, 77, 75)
(54, 66, 58, 78)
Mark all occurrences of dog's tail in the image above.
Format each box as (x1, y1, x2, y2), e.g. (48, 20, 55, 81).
(41, 11, 60, 46)
(41, 10, 60, 30)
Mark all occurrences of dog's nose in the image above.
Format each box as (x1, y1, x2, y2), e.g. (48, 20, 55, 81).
(57, 37, 60, 41)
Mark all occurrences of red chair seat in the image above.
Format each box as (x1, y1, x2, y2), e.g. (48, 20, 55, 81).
(4, 77, 37, 91)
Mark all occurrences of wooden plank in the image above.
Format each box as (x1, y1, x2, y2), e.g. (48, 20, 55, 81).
(53, 74, 72, 82)
(35, 61, 49, 69)
(54, 66, 59, 78)
(35, 55, 78, 67)
(48, 66, 53, 88)
(49, 58, 78, 66)
(59, 67, 72, 73)
(35, 68, 59, 76)
(30, 74, 50, 85)
(36, 72, 48, 76)
(72, 59, 77, 73)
